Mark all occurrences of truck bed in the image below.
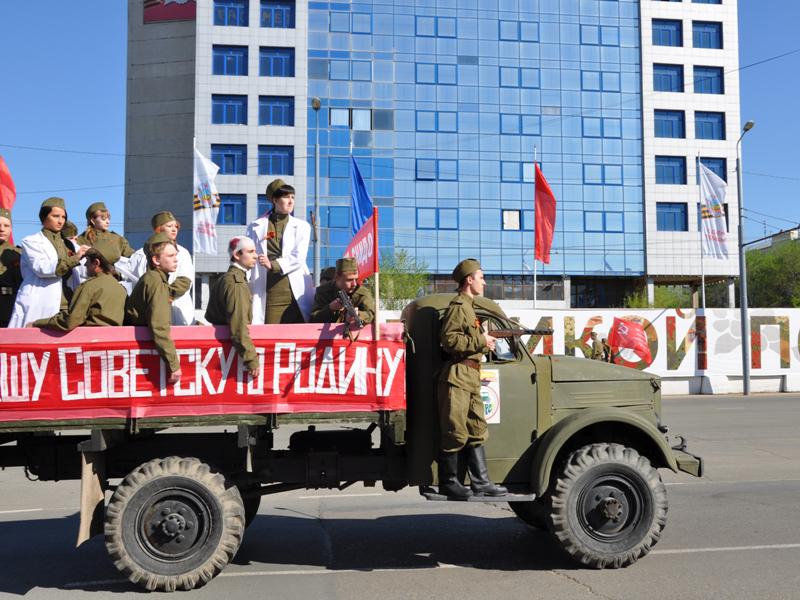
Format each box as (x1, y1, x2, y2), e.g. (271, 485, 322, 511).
(0, 322, 406, 432)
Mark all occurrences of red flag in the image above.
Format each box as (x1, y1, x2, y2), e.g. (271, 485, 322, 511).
(344, 208, 378, 280)
(608, 317, 652, 363)
(534, 163, 556, 264)
(0, 156, 16, 245)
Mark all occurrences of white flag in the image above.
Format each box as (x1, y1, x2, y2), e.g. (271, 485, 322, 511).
(193, 144, 221, 254)
(698, 162, 729, 259)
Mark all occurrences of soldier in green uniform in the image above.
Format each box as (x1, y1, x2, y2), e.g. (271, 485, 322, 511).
(125, 233, 189, 385)
(319, 266, 336, 286)
(205, 237, 260, 379)
(30, 239, 127, 331)
(76, 201, 135, 259)
(310, 257, 375, 326)
(0, 208, 21, 327)
(437, 258, 507, 498)
(590, 331, 604, 360)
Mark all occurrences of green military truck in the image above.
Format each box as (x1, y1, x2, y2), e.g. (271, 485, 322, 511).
(0, 294, 702, 591)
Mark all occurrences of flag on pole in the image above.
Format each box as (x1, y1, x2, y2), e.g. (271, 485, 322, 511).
(192, 143, 221, 255)
(698, 162, 729, 259)
(534, 163, 557, 264)
(0, 156, 17, 245)
(608, 317, 652, 363)
(344, 158, 378, 279)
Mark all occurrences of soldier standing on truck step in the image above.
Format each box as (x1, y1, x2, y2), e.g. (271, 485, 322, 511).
(205, 236, 261, 379)
(310, 257, 375, 327)
(125, 232, 189, 385)
(0, 208, 21, 327)
(438, 258, 508, 498)
(590, 331, 604, 360)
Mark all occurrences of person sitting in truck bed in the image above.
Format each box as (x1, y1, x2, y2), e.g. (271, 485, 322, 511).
(204, 236, 260, 379)
(125, 232, 189, 385)
(309, 257, 374, 327)
(29, 239, 127, 331)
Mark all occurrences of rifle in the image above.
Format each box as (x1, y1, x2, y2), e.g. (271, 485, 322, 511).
(338, 290, 365, 336)
(487, 328, 554, 338)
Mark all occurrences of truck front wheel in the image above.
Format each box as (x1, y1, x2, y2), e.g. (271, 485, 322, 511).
(104, 456, 245, 591)
(549, 443, 667, 569)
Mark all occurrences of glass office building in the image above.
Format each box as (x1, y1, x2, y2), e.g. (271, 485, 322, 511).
(126, 0, 741, 308)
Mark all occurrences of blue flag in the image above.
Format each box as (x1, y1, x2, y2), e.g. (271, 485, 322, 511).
(350, 156, 373, 235)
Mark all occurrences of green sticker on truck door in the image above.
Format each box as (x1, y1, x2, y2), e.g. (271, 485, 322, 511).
(480, 369, 500, 424)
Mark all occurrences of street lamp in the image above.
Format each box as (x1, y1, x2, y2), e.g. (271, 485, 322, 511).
(736, 120, 755, 395)
(311, 97, 321, 286)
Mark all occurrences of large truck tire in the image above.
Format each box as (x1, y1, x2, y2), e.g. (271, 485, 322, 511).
(508, 499, 551, 530)
(549, 443, 667, 569)
(104, 456, 245, 592)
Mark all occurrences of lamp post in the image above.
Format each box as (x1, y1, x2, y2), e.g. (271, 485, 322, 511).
(311, 97, 321, 286)
(736, 120, 755, 395)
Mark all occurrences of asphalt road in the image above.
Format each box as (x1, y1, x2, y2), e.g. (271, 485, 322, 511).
(1, 393, 800, 599)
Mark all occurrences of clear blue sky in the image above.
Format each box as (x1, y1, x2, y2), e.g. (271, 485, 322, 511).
(0, 1, 797, 243)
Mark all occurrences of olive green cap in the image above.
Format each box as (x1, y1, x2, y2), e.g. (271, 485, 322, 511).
(151, 211, 177, 230)
(336, 257, 358, 275)
(320, 266, 336, 282)
(86, 202, 108, 221)
(62, 220, 78, 239)
(0, 208, 11, 222)
(265, 178, 287, 201)
(452, 258, 481, 283)
(92, 238, 121, 265)
(144, 231, 173, 258)
(42, 197, 65, 210)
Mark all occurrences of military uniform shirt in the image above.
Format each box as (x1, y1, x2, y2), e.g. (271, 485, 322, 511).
(42, 228, 81, 310)
(439, 293, 488, 390)
(125, 269, 180, 372)
(33, 272, 126, 331)
(205, 265, 259, 371)
(591, 338, 604, 360)
(76, 229, 135, 259)
(0, 241, 21, 327)
(310, 281, 375, 324)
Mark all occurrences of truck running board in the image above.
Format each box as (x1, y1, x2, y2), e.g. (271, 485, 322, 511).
(422, 491, 536, 503)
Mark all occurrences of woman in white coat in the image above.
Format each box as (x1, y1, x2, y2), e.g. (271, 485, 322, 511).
(128, 211, 195, 325)
(9, 197, 89, 327)
(246, 179, 314, 324)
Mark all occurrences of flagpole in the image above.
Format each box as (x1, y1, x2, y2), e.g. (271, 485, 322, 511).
(698, 155, 706, 310)
(533, 145, 538, 310)
(372, 207, 380, 341)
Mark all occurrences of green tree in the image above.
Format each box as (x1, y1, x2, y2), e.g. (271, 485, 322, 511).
(747, 242, 800, 307)
(622, 285, 692, 308)
(367, 250, 430, 310)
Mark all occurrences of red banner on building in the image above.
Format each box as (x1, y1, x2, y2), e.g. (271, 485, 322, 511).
(0, 323, 405, 424)
(144, 0, 196, 23)
(344, 209, 378, 280)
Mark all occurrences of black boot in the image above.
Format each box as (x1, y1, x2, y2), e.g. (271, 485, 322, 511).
(438, 451, 473, 499)
(466, 446, 508, 496)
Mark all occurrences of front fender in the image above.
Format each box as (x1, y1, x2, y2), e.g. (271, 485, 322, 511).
(531, 408, 678, 496)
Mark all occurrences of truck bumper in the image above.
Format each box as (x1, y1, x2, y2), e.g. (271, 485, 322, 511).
(672, 447, 704, 478)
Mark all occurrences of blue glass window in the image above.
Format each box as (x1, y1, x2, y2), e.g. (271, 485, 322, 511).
(693, 0, 721, 3)
(601, 26, 620, 46)
(501, 162, 521, 182)
(352, 13, 371, 34)
(416, 208, 458, 229)
(521, 68, 540, 88)
(415, 16, 435, 36)
(329, 12, 350, 32)
(438, 64, 457, 85)
(438, 160, 458, 181)
(351, 109, 370, 130)
(214, 0, 248, 26)
(654, 63, 683, 92)
(699, 157, 727, 181)
(522, 115, 541, 135)
(329, 60, 350, 80)
(501, 114, 520, 134)
(211, 144, 247, 174)
(327, 206, 349, 229)
(213, 45, 248, 76)
(500, 67, 520, 87)
(259, 96, 294, 126)
(694, 66, 724, 94)
(438, 112, 457, 132)
(693, 21, 723, 49)
(652, 19, 683, 47)
(583, 164, 623, 185)
(439, 209, 458, 229)
(654, 110, 685, 138)
(416, 111, 436, 131)
(415, 159, 436, 180)
(218, 194, 247, 225)
(584, 211, 603, 232)
(351, 61, 372, 81)
(259, 47, 295, 76)
(257, 194, 269, 216)
(261, 0, 295, 28)
(437, 17, 456, 38)
(580, 25, 599, 45)
(655, 156, 687, 184)
(581, 70, 601, 90)
(416, 63, 436, 84)
(258, 145, 294, 175)
(500, 21, 520, 41)
(417, 208, 436, 229)
(212, 95, 247, 124)
(583, 117, 602, 138)
(330, 108, 349, 127)
(657, 203, 688, 231)
(695, 111, 725, 139)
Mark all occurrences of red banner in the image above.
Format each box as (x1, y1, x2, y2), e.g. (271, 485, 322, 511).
(608, 317, 652, 363)
(144, 0, 196, 23)
(0, 156, 15, 246)
(344, 211, 377, 280)
(534, 163, 556, 265)
(0, 323, 405, 424)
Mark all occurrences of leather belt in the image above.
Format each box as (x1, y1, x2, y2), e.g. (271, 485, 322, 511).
(0, 287, 14, 296)
(458, 358, 481, 370)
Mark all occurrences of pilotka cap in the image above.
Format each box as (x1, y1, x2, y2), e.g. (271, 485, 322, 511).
(92, 238, 121, 265)
(0, 208, 11, 222)
(41, 197, 65, 210)
(336, 257, 358, 275)
(61, 220, 78, 239)
(151, 211, 178, 230)
(144, 232, 174, 258)
(452, 258, 482, 283)
(85, 202, 108, 221)
(265, 178, 287, 201)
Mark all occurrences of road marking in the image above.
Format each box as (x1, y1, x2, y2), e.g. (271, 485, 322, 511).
(653, 543, 800, 556)
(0, 508, 44, 515)
(296, 493, 384, 500)
(665, 478, 800, 487)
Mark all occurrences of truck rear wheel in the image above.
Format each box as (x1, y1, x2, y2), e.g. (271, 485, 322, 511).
(508, 499, 550, 530)
(549, 443, 667, 569)
(104, 456, 245, 591)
